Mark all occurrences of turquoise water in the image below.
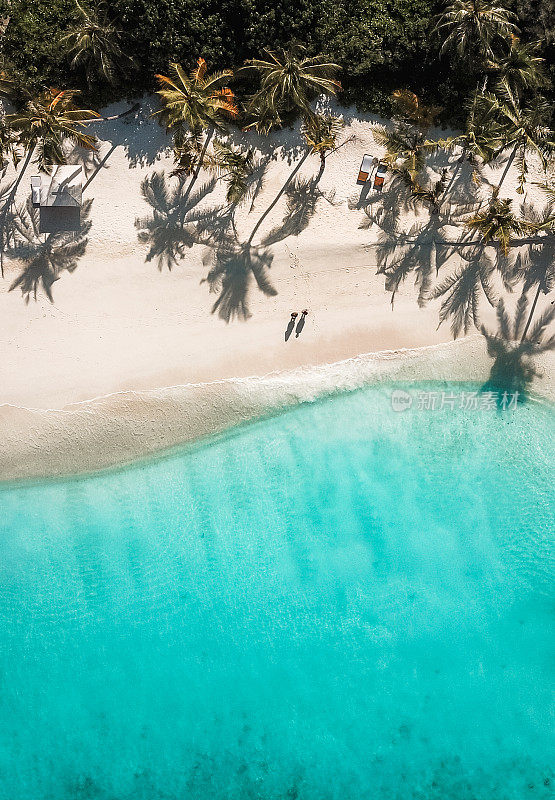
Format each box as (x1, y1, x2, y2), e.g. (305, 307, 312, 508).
(0, 382, 553, 800)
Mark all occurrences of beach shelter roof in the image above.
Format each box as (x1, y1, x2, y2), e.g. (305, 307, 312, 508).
(40, 165, 83, 208)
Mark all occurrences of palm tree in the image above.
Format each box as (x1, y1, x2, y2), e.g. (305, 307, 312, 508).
(300, 113, 343, 167)
(437, 91, 504, 194)
(481, 293, 554, 395)
(484, 81, 555, 193)
(372, 122, 436, 179)
(434, 0, 518, 65)
(391, 89, 442, 132)
(487, 35, 547, 98)
(241, 98, 282, 136)
(248, 111, 342, 245)
(5, 88, 99, 183)
(210, 141, 255, 205)
(242, 44, 341, 127)
(514, 237, 554, 341)
(155, 59, 238, 201)
(464, 194, 531, 254)
(60, 1, 132, 87)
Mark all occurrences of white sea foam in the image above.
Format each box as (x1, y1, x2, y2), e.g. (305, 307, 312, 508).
(1, 336, 553, 482)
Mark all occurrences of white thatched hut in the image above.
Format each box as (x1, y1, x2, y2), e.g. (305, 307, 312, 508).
(31, 165, 83, 233)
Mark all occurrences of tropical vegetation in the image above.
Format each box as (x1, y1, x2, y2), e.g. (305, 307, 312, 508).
(0, 0, 552, 121)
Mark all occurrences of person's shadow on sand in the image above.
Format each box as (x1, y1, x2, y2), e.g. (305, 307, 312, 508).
(285, 312, 298, 341)
(295, 309, 308, 338)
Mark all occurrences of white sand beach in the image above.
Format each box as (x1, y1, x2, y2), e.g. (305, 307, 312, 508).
(0, 100, 553, 480)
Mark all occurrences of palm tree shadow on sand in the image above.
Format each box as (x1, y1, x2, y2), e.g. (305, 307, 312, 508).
(261, 173, 336, 246)
(135, 170, 217, 271)
(375, 198, 480, 308)
(350, 170, 413, 236)
(8, 197, 93, 302)
(201, 237, 276, 322)
(480, 293, 555, 402)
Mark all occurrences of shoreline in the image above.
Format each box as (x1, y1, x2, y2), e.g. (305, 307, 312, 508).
(2, 336, 554, 484)
(1, 102, 553, 483)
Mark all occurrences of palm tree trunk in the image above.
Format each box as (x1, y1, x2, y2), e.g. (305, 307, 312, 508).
(0, 146, 34, 277)
(182, 125, 215, 207)
(248, 149, 311, 245)
(443, 146, 466, 200)
(520, 283, 542, 342)
(88, 104, 140, 123)
(496, 141, 519, 192)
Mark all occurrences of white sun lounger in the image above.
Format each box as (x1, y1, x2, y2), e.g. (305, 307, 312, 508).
(357, 154, 376, 183)
(31, 176, 41, 207)
(373, 163, 387, 191)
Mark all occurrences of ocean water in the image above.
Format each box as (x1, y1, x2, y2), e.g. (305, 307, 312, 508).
(0, 382, 553, 800)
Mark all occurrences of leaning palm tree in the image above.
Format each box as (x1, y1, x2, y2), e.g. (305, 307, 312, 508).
(155, 59, 239, 199)
(484, 81, 555, 193)
(487, 35, 547, 98)
(60, 1, 132, 87)
(391, 89, 442, 132)
(481, 293, 555, 395)
(300, 113, 343, 167)
(434, 0, 518, 65)
(372, 122, 436, 180)
(242, 44, 341, 128)
(241, 97, 282, 136)
(248, 111, 342, 245)
(210, 141, 255, 205)
(437, 91, 504, 194)
(464, 194, 532, 254)
(5, 88, 99, 186)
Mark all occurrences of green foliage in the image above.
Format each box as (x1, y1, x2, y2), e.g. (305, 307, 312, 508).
(61, 1, 134, 90)
(0, 0, 552, 121)
(6, 88, 99, 170)
(242, 44, 341, 129)
(0, 0, 457, 119)
(301, 113, 344, 162)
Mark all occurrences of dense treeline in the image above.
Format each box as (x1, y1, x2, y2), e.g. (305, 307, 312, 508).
(0, 0, 550, 120)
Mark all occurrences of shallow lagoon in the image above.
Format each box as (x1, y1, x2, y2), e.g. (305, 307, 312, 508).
(0, 383, 553, 799)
